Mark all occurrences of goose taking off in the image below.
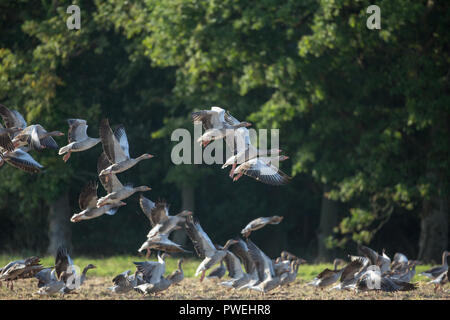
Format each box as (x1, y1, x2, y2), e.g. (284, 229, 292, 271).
(184, 215, 238, 282)
(70, 181, 126, 222)
(192, 106, 251, 147)
(241, 216, 284, 238)
(232, 155, 291, 186)
(58, 119, 101, 162)
(109, 270, 144, 294)
(98, 118, 153, 177)
(308, 259, 345, 289)
(96, 152, 151, 207)
(0, 256, 43, 290)
(0, 147, 44, 173)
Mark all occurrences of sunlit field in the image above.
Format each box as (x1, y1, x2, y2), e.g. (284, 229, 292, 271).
(1, 255, 448, 300)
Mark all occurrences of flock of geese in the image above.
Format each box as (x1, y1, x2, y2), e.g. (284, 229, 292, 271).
(0, 104, 448, 297)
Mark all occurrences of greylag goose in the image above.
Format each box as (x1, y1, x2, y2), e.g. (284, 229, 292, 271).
(429, 270, 448, 292)
(388, 260, 419, 282)
(99, 118, 153, 177)
(307, 259, 345, 289)
(54, 246, 96, 294)
(222, 122, 281, 178)
(356, 269, 417, 292)
(358, 245, 391, 274)
(219, 250, 250, 290)
(420, 251, 449, 279)
(167, 259, 184, 285)
(96, 152, 151, 207)
(58, 119, 101, 162)
(245, 238, 282, 293)
(139, 196, 192, 243)
(12, 124, 64, 150)
(241, 216, 284, 238)
(0, 256, 42, 290)
(134, 276, 172, 295)
(1, 147, 44, 173)
(36, 270, 68, 295)
(109, 270, 144, 293)
(330, 257, 369, 290)
(134, 253, 169, 285)
(70, 181, 126, 222)
(184, 215, 238, 282)
(232, 155, 291, 185)
(279, 259, 304, 287)
(138, 233, 191, 256)
(192, 107, 251, 147)
(391, 252, 409, 271)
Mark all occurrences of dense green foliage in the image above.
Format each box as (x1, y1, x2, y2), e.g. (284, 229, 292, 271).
(0, 0, 448, 260)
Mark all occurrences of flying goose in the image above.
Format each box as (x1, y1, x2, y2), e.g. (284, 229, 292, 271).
(138, 233, 191, 256)
(96, 152, 151, 207)
(12, 124, 64, 150)
(0, 122, 20, 152)
(421, 251, 449, 279)
(70, 181, 126, 222)
(241, 216, 284, 238)
(139, 196, 192, 241)
(58, 119, 101, 162)
(232, 155, 291, 185)
(192, 107, 251, 147)
(184, 215, 238, 282)
(0, 147, 44, 173)
(98, 118, 153, 177)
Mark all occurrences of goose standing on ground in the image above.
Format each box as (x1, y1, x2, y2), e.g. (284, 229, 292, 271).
(0, 147, 44, 173)
(356, 268, 417, 292)
(70, 181, 126, 222)
(98, 118, 153, 177)
(232, 155, 291, 185)
(192, 106, 251, 147)
(241, 216, 284, 238)
(58, 119, 101, 162)
(429, 270, 449, 292)
(308, 259, 345, 289)
(96, 152, 151, 207)
(279, 259, 304, 287)
(421, 251, 449, 280)
(134, 253, 169, 285)
(184, 215, 238, 282)
(167, 259, 185, 285)
(0, 256, 42, 290)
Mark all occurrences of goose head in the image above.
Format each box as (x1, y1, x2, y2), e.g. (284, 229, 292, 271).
(135, 186, 151, 192)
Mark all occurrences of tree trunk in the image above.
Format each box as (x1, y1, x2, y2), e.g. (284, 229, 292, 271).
(172, 184, 194, 246)
(418, 192, 448, 262)
(316, 185, 339, 262)
(47, 192, 72, 256)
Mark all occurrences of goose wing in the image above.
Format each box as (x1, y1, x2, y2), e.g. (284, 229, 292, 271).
(229, 239, 256, 274)
(340, 258, 365, 283)
(223, 251, 244, 279)
(55, 246, 72, 281)
(97, 152, 123, 192)
(67, 119, 88, 143)
(0, 104, 27, 130)
(112, 270, 131, 286)
(4, 148, 43, 173)
(246, 238, 275, 280)
(237, 158, 290, 186)
(99, 118, 129, 164)
(184, 216, 216, 258)
(78, 181, 98, 210)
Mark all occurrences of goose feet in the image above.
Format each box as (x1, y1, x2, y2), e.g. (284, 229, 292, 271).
(63, 152, 71, 162)
(146, 249, 151, 258)
(200, 270, 206, 282)
(229, 163, 237, 178)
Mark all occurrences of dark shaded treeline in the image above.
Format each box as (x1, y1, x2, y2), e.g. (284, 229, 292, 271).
(0, 0, 448, 262)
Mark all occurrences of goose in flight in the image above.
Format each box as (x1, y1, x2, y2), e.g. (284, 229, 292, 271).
(0, 123, 20, 152)
(0, 104, 64, 150)
(241, 216, 284, 238)
(192, 107, 251, 147)
(96, 152, 151, 207)
(0, 147, 44, 173)
(98, 118, 153, 177)
(184, 215, 238, 282)
(58, 119, 101, 162)
(232, 155, 291, 185)
(222, 126, 281, 178)
(70, 181, 126, 222)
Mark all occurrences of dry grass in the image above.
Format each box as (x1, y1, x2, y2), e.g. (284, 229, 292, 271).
(1, 276, 449, 300)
